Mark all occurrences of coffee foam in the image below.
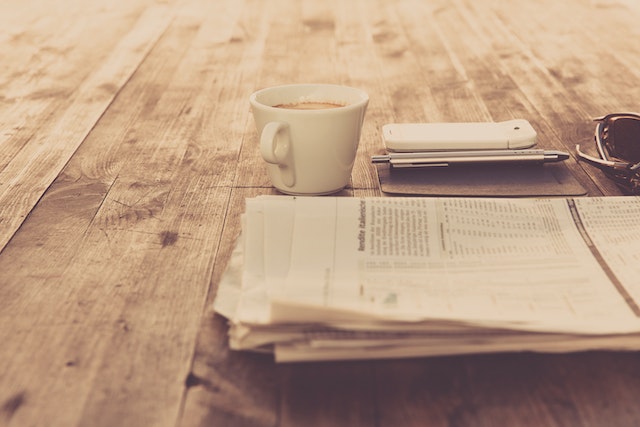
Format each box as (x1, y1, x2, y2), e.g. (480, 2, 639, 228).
(295, 94, 347, 107)
(288, 92, 349, 106)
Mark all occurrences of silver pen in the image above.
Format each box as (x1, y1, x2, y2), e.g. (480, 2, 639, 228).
(371, 149, 570, 168)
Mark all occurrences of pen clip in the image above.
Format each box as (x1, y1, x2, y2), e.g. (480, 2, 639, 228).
(391, 162, 448, 168)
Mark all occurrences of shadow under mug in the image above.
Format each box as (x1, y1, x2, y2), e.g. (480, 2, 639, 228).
(250, 84, 369, 195)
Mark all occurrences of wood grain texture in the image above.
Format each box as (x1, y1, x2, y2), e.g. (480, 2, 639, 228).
(2, 0, 640, 426)
(0, 0, 177, 253)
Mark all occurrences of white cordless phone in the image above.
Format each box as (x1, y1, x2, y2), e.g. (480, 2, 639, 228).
(382, 119, 537, 152)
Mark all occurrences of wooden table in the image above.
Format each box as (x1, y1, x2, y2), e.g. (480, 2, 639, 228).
(2, 0, 640, 425)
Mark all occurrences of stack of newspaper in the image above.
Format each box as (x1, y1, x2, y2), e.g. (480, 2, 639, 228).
(214, 195, 640, 362)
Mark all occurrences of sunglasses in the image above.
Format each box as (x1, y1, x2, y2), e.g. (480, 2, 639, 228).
(576, 112, 640, 195)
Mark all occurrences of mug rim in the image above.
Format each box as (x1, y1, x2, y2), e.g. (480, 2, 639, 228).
(249, 83, 369, 114)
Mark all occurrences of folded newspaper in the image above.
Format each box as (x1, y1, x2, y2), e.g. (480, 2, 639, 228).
(214, 195, 640, 362)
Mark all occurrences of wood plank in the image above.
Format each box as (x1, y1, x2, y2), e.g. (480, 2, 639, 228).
(0, 0, 178, 252)
(373, 352, 640, 426)
(179, 187, 280, 427)
(0, 1, 251, 426)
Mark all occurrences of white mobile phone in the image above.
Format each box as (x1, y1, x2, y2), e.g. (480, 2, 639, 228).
(382, 119, 537, 152)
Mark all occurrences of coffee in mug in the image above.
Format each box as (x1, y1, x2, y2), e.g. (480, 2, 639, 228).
(273, 101, 346, 110)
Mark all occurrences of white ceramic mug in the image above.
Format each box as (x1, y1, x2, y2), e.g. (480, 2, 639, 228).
(250, 84, 369, 195)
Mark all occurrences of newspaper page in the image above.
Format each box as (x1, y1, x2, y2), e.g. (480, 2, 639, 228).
(263, 196, 640, 333)
(572, 197, 640, 310)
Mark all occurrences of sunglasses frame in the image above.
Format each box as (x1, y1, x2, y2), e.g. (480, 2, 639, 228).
(576, 112, 640, 194)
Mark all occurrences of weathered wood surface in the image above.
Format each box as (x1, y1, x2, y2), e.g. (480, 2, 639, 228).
(2, 0, 640, 426)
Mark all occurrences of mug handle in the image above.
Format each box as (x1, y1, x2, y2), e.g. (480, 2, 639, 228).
(260, 121, 295, 187)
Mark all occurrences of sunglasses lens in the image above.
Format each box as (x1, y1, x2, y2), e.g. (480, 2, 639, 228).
(608, 117, 640, 162)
